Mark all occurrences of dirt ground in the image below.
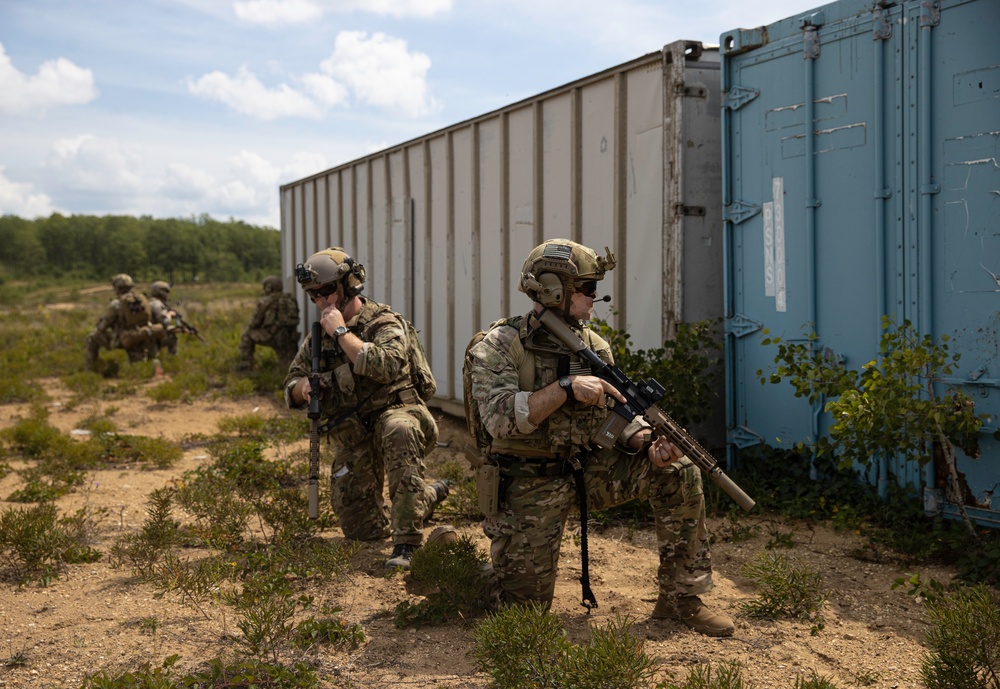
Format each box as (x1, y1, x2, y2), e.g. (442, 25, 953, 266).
(0, 378, 956, 688)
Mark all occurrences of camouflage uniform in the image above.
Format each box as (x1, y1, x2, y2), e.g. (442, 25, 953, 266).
(85, 277, 159, 371)
(283, 298, 440, 546)
(148, 285, 179, 356)
(469, 314, 713, 608)
(239, 284, 301, 370)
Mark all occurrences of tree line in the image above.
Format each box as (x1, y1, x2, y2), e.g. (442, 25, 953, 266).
(0, 213, 281, 284)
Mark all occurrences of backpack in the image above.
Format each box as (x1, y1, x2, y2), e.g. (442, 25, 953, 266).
(405, 320, 437, 401)
(462, 316, 525, 454)
(119, 291, 152, 329)
(274, 293, 300, 329)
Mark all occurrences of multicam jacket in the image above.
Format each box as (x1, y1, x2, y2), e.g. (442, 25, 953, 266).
(248, 292, 300, 335)
(469, 312, 637, 458)
(284, 298, 421, 436)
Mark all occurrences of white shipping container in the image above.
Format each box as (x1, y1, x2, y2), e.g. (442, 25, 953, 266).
(280, 40, 725, 446)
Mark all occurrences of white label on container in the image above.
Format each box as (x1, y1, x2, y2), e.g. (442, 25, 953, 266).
(773, 177, 786, 313)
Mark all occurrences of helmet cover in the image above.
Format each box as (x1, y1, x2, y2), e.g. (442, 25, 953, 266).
(518, 239, 616, 306)
(295, 247, 366, 299)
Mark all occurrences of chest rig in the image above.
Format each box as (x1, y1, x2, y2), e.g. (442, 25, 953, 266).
(522, 317, 607, 452)
(316, 300, 417, 436)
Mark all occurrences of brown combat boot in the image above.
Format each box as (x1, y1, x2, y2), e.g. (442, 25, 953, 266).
(652, 594, 735, 637)
(426, 525, 459, 547)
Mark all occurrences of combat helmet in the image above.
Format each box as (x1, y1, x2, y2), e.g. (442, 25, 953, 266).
(262, 275, 283, 295)
(150, 281, 171, 300)
(295, 248, 366, 300)
(111, 273, 134, 294)
(518, 239, 616, 307)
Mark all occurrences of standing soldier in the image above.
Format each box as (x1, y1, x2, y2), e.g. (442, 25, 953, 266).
(237, 275, 301, 371)
(148, 280, 179, 357)
(85, 273, 164, 372)
(283, 248, 449, 570)
(466, 238, 735, 636)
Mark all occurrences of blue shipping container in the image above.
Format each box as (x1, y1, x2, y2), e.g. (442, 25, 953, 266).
(721, 0, 1000, 526)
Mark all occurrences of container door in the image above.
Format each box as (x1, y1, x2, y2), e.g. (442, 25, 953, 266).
(722, 0, 898, 459)
(914, 0, 1000, 523)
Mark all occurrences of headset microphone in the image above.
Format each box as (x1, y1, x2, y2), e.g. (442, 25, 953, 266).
(596, 295, 611, 302)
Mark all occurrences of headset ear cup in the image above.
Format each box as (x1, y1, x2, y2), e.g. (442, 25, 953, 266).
(537, 273, 564, 307)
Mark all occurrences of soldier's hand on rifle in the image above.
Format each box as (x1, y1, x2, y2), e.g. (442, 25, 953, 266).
(648, 435, 684, 467)
(570, 375, 626, 408)
(293, 376, 325, 405)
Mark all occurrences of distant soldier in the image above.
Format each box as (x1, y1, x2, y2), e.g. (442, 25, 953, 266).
(85, 273, 165, 371)
(237, 275, 301, 371)
(148, 280, 179, 356)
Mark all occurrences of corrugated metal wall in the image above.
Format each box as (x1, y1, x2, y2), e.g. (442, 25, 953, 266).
(722, 0, 1000, 525)
(280, 40, 725, 447)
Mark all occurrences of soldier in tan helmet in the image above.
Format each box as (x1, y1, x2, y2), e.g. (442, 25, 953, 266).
(237, 275, 301, 371)
(85, 273, 164, 372)
(283, 248, 449, 570)
(148, 281, 179, 357)
(465, 238, 735, 636)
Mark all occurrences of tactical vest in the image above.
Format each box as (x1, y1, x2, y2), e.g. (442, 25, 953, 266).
(315, 300, 420, 439)
(485, 313, 611, 457)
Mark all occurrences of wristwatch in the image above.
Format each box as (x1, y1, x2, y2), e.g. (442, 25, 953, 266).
(558, 376, 575, 402)
(332, 325, 349, 342)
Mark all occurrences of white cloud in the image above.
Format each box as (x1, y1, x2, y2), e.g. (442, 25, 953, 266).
(232, 0, 450, 23)
(232, 0, 322, 24)
(44, 135, 144, 193)
(335, 0, 451, 18)
(186, 66, 322, 120)
(299, 73, 349, 108)
(318, 31, 438, 117)
(189, 31, 437, 119)
(0, 42, 98, 115)
(0, 166, 55, 218)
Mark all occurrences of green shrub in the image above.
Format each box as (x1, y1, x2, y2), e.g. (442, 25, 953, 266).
(0, 503, 101, 585)
(396, 535, 492, 627)
(559, 614, 660, 689)
(473, 602, 571, 689)
(920, 584, 1000, 689)
(738, 550, 827, 629)
(661, 661, 754, 689)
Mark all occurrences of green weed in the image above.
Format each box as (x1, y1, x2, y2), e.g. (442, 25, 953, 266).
(396, 535, 492, 627)
(738, 550, 828, 629)
(661, 661, 754, 689)
(920, 584, 1000, 689)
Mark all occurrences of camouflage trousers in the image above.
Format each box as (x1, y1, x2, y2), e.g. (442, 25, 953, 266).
(327, 402, 440, 546)
(483, 450, 712, 608)
(84, 331, 149, 370)
(238, 328, 298, 369)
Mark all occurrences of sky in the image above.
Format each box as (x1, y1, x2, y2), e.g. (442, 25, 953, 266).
(1, 0, 826, 229)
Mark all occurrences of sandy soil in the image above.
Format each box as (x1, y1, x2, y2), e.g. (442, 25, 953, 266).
(0, 378, 955, 688)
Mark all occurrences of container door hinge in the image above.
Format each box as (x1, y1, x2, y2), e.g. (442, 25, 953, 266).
(873, 8, 892, 41)
(724, 199, 761, 224)
(920, 0, 941, 28)
(726, 313, 763, 338)
(729, 425, 764, 449)
(723, 85, 759, 111)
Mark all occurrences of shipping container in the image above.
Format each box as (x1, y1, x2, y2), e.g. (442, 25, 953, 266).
(721, 0, 1000, 525)
(280, 40, 727, 447)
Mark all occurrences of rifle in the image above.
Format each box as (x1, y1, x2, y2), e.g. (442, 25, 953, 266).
(307, 321, 322, 519)
(173, 314, 207, 343)
(534, 308, 755, 511)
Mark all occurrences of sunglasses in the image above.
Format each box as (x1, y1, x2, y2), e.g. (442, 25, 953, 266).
(575, 280, 598, 298)
(306, 283, 338, 302)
